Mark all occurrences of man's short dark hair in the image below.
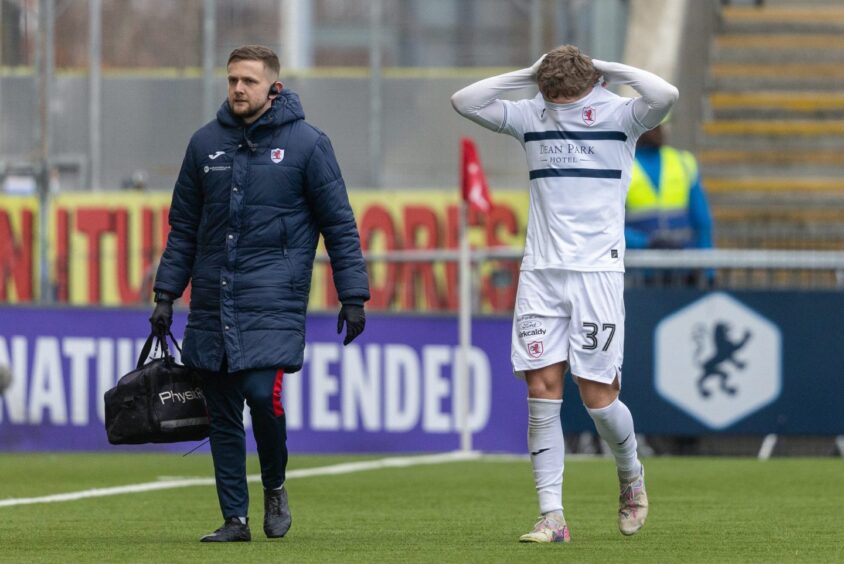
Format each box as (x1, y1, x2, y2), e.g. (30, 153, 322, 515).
(227, 45, 280, 77)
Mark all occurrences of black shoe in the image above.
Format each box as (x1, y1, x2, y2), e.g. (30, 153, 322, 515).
(200, 517, 251, 542)
(264, 486, 292, 538)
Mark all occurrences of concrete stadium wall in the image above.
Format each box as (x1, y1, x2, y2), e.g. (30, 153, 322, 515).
(0, 72, 532, 192)
(620, 0, 719, 151)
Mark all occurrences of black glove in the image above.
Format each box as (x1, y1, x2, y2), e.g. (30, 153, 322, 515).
(337, 304, 365, 346)
(149, 291, 174, 339)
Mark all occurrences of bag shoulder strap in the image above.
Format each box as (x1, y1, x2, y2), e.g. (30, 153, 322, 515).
(136, 334, 156, 370)
(167, 330, 182, 354)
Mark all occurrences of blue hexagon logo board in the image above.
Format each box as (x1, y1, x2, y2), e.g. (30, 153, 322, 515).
(654, 292, 781, 430)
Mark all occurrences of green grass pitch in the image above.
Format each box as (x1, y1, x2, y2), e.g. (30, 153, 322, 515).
(1, 453, 842, 563)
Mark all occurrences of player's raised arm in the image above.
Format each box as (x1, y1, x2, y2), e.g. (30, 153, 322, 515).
(592, 59, 679, 130)
(450, 55, 545, 132)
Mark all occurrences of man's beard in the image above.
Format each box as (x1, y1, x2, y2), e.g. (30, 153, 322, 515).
(231, 99, 265, 121)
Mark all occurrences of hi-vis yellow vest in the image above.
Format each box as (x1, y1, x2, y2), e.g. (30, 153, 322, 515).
(626, 146, 697, 219)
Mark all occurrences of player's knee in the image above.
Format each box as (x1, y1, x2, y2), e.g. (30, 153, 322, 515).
(245, 388, 274, 410)
(524, 363, 566, 399)
(577, 379, 618, 409)
(526, 378, 562, 399)
(527, 381, 551, 399)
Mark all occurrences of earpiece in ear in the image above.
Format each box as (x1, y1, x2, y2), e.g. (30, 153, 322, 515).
(269, 84, 280, 97)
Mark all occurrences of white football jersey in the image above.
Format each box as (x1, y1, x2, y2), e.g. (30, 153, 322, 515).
(499, 87, 648, 272)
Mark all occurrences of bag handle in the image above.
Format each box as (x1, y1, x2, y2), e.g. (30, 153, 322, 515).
(168, 330, 183, 354)
(136, 331, 183, 370)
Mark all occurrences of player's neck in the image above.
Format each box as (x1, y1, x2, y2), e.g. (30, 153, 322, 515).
(545, 85, 593, 105)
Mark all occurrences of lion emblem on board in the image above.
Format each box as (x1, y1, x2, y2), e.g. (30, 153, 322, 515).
(696, 322, 751, 398)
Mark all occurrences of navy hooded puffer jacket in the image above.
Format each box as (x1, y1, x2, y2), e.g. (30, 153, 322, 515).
(154, 90, 370, 373)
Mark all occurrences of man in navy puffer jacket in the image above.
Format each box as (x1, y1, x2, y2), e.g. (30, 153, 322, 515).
(150, 45, 370, 543)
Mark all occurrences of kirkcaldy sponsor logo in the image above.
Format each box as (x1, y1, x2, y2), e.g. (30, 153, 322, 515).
(518, 317, 546, 338)
(518, 318, 542, 331)
(518, 328, 546, 338)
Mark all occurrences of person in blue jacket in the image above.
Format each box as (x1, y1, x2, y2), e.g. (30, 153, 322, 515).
(625, 123, 714, 285)
(150, 45, 370, 543)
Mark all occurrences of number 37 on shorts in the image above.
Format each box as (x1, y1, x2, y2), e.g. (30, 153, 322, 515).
(510, 270, 625, 383)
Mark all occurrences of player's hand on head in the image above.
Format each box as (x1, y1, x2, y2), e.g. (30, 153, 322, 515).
(529, 54, 547, 77)
(591, 59, 610, 82)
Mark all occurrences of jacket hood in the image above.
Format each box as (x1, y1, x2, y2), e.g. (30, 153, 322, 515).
(216, 89, 305, 131)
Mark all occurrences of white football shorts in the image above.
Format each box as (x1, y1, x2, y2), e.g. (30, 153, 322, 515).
(511, 269, 625, 384)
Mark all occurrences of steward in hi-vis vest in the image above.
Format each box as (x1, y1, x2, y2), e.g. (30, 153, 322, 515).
(624, 124, 712, 251)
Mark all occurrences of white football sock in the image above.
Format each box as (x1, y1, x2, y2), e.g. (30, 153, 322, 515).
(586, 398, 641, 478)
(527, 398, 565, 515)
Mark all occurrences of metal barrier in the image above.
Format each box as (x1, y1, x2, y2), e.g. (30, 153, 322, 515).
(316, 248, 844, 300)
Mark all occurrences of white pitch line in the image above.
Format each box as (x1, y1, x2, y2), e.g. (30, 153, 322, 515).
(0, 450, 482, 509)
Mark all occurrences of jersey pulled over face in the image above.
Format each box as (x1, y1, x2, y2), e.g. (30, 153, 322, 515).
(500, 87, 648, 272)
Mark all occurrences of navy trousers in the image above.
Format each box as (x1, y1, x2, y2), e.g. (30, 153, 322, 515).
(200, 363, 288, 520)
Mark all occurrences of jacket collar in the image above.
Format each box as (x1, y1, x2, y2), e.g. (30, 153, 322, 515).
(216, 89, 305, 134)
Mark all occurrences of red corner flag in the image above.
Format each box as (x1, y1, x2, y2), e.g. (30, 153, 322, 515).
(461, 137, 492, 214)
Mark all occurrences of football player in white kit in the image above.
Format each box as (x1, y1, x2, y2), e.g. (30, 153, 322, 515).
(451, 45, 677, 543)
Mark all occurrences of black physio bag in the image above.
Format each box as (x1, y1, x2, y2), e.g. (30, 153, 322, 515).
(104, 331, 209, 444)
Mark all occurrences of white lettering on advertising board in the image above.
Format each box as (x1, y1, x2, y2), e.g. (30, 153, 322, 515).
(0, 338, 492, 434)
